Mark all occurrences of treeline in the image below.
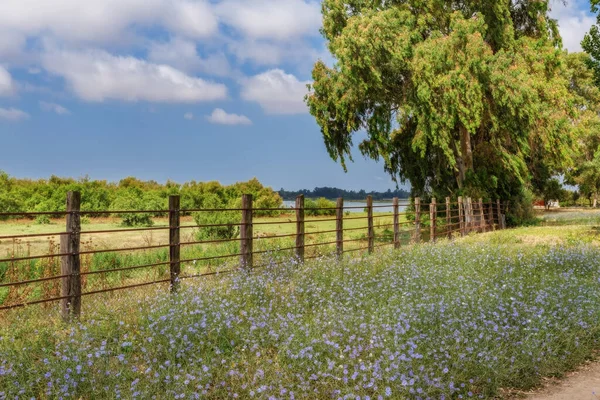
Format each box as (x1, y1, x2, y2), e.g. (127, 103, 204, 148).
(0, 171, 283, 220)
(278, 187, 410, 201)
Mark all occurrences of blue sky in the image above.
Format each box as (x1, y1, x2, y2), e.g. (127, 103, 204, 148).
(0, 0, 594, 192)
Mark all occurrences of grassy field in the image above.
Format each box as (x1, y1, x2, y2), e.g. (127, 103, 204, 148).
(0, 212, 599, 398)
(0, 212, 408, 255)
(0, 212, 416, 309)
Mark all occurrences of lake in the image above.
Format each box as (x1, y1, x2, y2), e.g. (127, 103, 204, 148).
(282, 200, 408, 213)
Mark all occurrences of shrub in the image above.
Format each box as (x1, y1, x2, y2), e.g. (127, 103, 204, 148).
(305, 197, 336, 216)
(194, 194, 240, 241)
(34, 215, 52, 225)
(110, 190, 155, 227)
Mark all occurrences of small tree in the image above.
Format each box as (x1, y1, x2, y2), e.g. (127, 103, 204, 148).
(110, 189, 155, 227)
(193, 194, 240, 240)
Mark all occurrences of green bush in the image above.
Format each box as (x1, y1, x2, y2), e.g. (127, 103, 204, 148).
(305, 197, 336, 216)
(194, 194, 240, 241)
(506, 187, 540, 227)
(110, 189, 155, 227)
(34, 215, 52, 225)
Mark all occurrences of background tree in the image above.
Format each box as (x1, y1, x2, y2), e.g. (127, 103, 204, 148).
(582, 0, 600, 86)
(307, 0, 582, 223)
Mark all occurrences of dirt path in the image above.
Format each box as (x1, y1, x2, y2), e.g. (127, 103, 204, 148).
(522, 360, 600, 400)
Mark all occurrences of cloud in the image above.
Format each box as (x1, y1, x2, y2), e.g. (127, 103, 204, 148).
(550, 1, 595, 52)
(40, 101, 71, 115)
(206, 108, 252, 125)
(241, 69, 309, 114)
(41, 48, 228, 103)
(0, 107, 29, 121)
(0, 66, 15, 96)
(0, 30, 26, 60)
(215, 0, 321, 41)
(184, 112, 194, 120)
(0, 0, 218, 46)
(147, 37, 232, 77)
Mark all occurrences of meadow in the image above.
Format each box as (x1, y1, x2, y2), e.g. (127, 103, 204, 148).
(0, 212, 412, 309)
(0, 213, 599, 399)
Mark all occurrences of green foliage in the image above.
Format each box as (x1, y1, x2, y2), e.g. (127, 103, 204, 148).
(34, 215, 52, 225)
(506, 187, 539, 227)
(110, 189, 155, 227)
(193, 194, 240, 241)
(583, 0, 600, 87)
(307, 0, 587, 222)
(0, 171, 282, 220)
(305, 197, 336, 216)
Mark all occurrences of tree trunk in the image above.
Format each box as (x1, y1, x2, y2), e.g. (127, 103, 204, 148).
(452, 126, 474, 190)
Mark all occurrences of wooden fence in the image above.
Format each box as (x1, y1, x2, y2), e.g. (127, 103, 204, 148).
(0, 192, 508, 320)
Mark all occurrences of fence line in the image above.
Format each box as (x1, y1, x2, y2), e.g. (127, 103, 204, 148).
(0, 192, 508, 319)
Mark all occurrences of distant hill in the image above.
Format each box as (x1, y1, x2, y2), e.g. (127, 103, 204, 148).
(278, 187, 410, 201)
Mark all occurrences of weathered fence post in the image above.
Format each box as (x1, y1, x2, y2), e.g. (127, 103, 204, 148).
(336, 197, 344, 258)
(466, 197, 473, 234)
(496, 199, 501, 230)
(61, 191, 82, 321)
(430, 198, 437, 243)
(169, 195, 181, 292)
(240, 194, 253, 269)
(446, 197, 451, 239)
(478, 198, 485, 233)
(414, 197, 421, 243)
(367, 195, 374, 253)
(458, 196, 465, 236)
(393, 197, 400, 249)
(295, 195, 305, 263)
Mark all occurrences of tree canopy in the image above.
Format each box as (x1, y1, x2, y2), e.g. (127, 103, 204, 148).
(306, 0, 587, 211)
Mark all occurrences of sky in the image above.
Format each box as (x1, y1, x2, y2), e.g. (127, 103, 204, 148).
(0, 0, 595, 192)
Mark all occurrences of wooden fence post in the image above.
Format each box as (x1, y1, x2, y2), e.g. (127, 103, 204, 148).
(478, 198, 485, 233)
(458, 196, 465, 236)
(393, 197, 400, 249)
(466, 197, 473, 234)
(169, 195, 181, 292)
(367, 195, 374, 253)
(336, 197, 344, 258)
(446, 197, 451, 239)
(61, 191, 82, 321)
(241, 194, 253, 269)
(430, 198, 437, 243)
(295, 195, 305, 263)
(496, 199, 501, 230)
(414, 197, 421, 243)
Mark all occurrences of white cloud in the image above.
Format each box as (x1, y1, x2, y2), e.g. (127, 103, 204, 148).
(41, 48, 228, 103)
(147, 37, 232, 77)
(206, 108, 252, 125)
(184, 112, 194, 120)
(0, 0, 218, 46)
(40, 101, 71, 115)
(0, 66, 15, 96)
(550, 1, 595, 52)
(241, 69, 309, 114)
(0, 107, 29, 121)
(215, 0, 321, 41)
(0, 31, 26, 59)
(227, 38, 333, 75)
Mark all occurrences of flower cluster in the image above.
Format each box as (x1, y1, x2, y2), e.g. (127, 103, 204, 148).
(1, 242, 599, 399)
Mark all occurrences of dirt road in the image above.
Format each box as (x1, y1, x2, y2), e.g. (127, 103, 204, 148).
(525, 361, 600, 400)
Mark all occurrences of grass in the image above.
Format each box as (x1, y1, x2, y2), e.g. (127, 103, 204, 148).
(0, 214, 599, 398)
(0, 212, 405, 255)
(0, 212, 415, 308)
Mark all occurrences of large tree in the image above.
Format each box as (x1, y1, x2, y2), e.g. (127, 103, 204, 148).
(582, 0, 600, 86)
(306, 0, 580, 205)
